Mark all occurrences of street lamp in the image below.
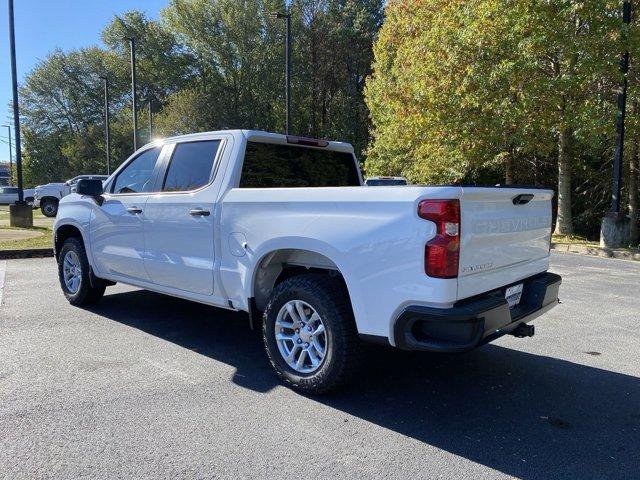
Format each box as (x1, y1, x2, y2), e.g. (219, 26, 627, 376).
(148, 99, 153, 142)
(611, 0, 632, 215)
(99, 76, 111, 175)
(7, 0, 24, 202)
(2, 125, 13, 185)
(602, 1, 632, 247)
(6, 0, 32, 227)
(125, 36, 139, 151)
(271, 10, 292, 135)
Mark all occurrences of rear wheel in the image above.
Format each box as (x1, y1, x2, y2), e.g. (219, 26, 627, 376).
(41, 199, 58, 217)
(263, 273, 363, 394)
(58, 237, 105, 305)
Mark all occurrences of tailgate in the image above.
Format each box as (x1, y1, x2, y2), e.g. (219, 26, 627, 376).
(457, 187, 553, 300)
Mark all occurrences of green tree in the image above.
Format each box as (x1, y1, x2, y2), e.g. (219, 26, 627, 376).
(366, 0, 628, 235)
(20, 47, 118, 184)
(292, 0, 384, 155)
(102, 10, 194, 141)
(161, 0, 285, 131)
(20, 0, 383, 186)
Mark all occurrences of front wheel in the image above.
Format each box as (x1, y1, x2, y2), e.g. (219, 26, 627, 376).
(263, 273, 363, 394)
(58, 237, 105, 305)
(41, 199, 58, 217)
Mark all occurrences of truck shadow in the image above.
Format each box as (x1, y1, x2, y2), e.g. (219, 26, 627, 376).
(93, 288, 640, 480)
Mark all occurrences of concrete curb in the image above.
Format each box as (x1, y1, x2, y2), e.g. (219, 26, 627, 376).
(0, 248, 54, 260)
(551, 243, 640, 261)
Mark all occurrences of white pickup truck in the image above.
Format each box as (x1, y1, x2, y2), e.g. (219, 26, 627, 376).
(53, 130, 561, 393)
(35, 175, 108, 217)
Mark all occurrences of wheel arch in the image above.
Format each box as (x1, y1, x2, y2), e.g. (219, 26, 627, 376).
(250, 246, 352, 313)
(54, 222, 85, 261)
(40, 195, 60, 204)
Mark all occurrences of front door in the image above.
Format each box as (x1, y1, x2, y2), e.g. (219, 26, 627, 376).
(143, 139, 222, 295)
(90, 146, 164, 281)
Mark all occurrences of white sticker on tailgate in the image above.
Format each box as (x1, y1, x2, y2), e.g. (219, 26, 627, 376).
(505, 283, 524, 309)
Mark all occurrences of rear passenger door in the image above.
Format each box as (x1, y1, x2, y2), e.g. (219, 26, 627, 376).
(143, 138, 224, 296)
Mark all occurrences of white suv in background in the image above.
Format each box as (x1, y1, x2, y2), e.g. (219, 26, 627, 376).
(0, 186, 36, 206)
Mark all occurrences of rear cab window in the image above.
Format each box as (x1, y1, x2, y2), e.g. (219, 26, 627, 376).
(239, 142, 360, 188)
(162, 140, 221, 192)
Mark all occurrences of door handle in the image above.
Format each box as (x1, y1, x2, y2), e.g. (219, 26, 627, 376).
(189, 208, 210, 217)
(126, 207, 143, 215)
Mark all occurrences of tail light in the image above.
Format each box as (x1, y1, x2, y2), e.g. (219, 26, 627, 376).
(418, 199, 460, 278)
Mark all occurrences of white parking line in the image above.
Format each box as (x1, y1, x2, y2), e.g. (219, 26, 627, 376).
(0, 260, 6, 306)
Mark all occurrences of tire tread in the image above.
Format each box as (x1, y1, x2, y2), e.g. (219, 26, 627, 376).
(262, 273, 363, 394)
(58, 237, 106, 306)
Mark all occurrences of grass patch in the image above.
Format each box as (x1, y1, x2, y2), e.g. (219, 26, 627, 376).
(0, 205, 52, 229)
(0, 226, 52, 251)
(32, 208, 47, 220)
(0, 206, 54, 251)
(552, 234, 597, 246)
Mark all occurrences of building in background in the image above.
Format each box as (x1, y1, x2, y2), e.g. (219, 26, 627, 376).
(0, 163, 11, 186)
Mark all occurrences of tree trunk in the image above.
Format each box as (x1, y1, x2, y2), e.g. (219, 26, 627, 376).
(310, 17, 317, 137)
(504, 152, 514, 184)
(554, 126, 574, 235)
(630, 135, 639, 244)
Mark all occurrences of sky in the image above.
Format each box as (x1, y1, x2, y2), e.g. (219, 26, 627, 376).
(0, 0, 167, 164)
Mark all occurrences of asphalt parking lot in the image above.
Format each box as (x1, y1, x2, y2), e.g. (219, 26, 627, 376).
(0, 253, 638, 479)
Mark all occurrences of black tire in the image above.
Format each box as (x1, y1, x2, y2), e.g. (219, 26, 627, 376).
(263, 273, 363, 394)
(58, 237, 106, 306)
(41, 199, 58, 217)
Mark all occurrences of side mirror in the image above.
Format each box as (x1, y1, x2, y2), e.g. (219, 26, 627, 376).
(76, 179, 104, 197)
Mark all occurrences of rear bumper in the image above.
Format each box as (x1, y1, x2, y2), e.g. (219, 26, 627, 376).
(394, 272, 561, 352)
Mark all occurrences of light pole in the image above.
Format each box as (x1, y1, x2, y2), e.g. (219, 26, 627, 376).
(8, 0, 24, 203)
(611, 1, 631, 214)
(99, 76, 111, 175)
(125, 36, 139, 151)
(271, 10, 292, 135)
(602, 0, 633, 247)
(6, 0, 31, 227)
(2, 125, 13, 185)
(148, 99, 153, 141)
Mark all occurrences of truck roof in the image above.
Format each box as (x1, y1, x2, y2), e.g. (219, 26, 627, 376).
(157, 130, 355, 154)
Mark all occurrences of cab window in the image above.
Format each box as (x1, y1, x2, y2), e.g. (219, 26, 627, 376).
(162, 140, 221, 192)
(239, 142, 360, 188)
(112, 148, 162, 194)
